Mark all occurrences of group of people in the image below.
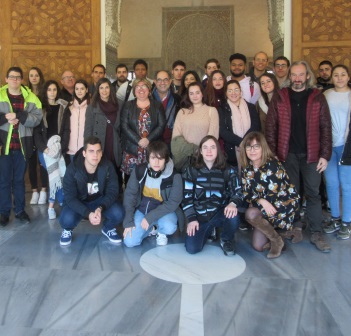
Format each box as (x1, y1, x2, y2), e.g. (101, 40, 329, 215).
(0, 51, 350, 260)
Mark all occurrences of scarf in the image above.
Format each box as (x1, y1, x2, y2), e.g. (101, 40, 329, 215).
(257, 96, 268, 114)
(44, 135, 66, 200)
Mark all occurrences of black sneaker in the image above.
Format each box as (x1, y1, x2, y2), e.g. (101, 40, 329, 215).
(220, 239, 236, 256)
(207, 227, 217, 242)
(15, 211, 30, 223)
(0, 214, 9, 226)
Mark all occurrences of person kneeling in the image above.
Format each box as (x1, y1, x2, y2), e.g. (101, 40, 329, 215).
(182, 135, 243, 256)
(123, 141, 184, 247)
(59, 136, 124, 246)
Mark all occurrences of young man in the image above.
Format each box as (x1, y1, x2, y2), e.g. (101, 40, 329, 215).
(316, 60, 334, 91)
(59, 136, 124, 246)
(202, 58, 220, 88)
(59, 70, 76, 102)
(89, 64, 106, 96)
(274, 56, 290, 88)
(123, 141, 184, 247)
(247, 51, 270, 83)
(111, 63, 129, 91)
(171, 60, 186, 93)
(0, 67, 42, 226)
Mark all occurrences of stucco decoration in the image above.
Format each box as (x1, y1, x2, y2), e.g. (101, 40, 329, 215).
(267, 0, 285, 59)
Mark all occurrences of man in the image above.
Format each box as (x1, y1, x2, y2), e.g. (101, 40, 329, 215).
(0, 67, 42, 226)
(171, 60, 186, 93)
(247, 51, 271, 83)
(59, 136, 125, 246)
(111, 63, 128, 91)
(274, 56, 290, 88)
(266, 60, 332, 252)
(152, 70, 180, 151)
(227, 53, 260, 104)
(89, 64, 106, 96)
(59, 70, 76, 102)
(202, 58, 220, 88)
(117, 59, 153, 102)
(316, 60, 334, 91)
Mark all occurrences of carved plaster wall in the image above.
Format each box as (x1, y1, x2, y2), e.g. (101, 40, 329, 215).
(267, 0, 285, 59)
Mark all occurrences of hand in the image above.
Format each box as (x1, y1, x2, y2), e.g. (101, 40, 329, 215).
(224, 203, 238, 218)
(44, 148, 49, 154)
(123, 227, 135, 238)
(8, 118, 19, 125)
(138, 138, 149, 148)
(89, 210, 101, 225)
(141, 218, 149, 231)
(258, 199, 277, 217)
(5, 113, 14, 120)
(187, 220, 199, 236)
(316, 158, 328, 173)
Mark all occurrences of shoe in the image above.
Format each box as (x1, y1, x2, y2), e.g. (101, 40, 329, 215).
(101, 228, 122, 244)
(15, 211, 30, 223)
(337, 223, 350, 240)
(60, 229, 72, 246)
(38, 191, 47, 204)
(323, 217, 341, 234)
(156, 233, 168, 246)
(279, 227, 303, 244)
(239, 221, 252, 231)
(148, 225, 158, 236)
(220, 239, 236, 256)
(48, 208, 56, 220)
(207, 227, 217, 242)
(30, 192, 39, 204)
(310, 232, 331, 252)
(0, 214, 9, 227)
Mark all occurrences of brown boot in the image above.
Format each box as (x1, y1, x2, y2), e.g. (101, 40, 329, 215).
(246, 214, 284, 259)
(280, 227, 303, 244)
(310, 232, 331, 253)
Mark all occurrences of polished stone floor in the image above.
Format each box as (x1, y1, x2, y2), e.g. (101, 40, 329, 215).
(0, 195, 350, 336)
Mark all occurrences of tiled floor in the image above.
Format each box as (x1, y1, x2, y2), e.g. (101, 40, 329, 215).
(0, 196, 350, 336)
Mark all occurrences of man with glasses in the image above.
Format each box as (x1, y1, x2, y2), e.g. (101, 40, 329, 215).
(0, 67, 42, 226)
(152, 70, 180, 152)
(274, 56, 290, 88)
(59, 70, 76, 102)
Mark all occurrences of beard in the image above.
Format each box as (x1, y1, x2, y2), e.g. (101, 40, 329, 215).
(230, 69, 245, 78)
(291, 80, 307, 91)
(117, 76, 128, 83)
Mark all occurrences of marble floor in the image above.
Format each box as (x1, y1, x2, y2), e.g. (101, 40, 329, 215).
(0, 195, 350, 336)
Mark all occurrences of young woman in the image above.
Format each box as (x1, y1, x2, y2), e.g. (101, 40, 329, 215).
(62, 79, 90, 163)
(178, 70, 201, 101)
(27, 67, 48, 205)
(240, 132, 300, 259)
(323, 65, 351, 239)
(182, 135, 243, 255)
(204, 70, 227, 108)
(123, 141, 184, 247)
(257, 73, 279, 133)
(34, 80, 69, 219)
(171, 82, 219, 171)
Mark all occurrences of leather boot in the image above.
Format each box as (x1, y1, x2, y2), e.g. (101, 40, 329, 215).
(246, 216, 284, 259)
(279, 227, 303, 244)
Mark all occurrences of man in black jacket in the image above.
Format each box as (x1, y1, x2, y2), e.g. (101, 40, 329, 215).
(59, 136, 124, 246)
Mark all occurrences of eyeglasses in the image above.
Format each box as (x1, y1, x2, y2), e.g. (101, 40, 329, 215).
(62, 76, 75, 80)
(245, 144, 261, 151)
(156, 78, 170, 84)
(227, 89, 240, 93)
(275, 64, 287, 69)
(8, 75, 22, 81)
(135, 84, 148, 90)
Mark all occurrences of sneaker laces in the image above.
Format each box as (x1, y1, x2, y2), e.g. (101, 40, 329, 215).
(61, 230, 72, 238)
(106, 229, 117, 236)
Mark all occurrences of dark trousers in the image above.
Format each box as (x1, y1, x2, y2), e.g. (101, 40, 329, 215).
(27, 149, 48, 189)
(0, 150, 27, 216)
(283, 153, 322, 232)
(185, 208, 240, 254)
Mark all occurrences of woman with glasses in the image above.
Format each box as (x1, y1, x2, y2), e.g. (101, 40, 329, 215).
(120, 79, 166, 183)
(240, 132, 300, 258)
(218, 80, 260, 169)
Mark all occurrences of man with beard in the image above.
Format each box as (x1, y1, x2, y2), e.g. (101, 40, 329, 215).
(265, 60, 332, 253)
(226, 53, 260, 104)
(316, 60, 334, 91)
(112, 64, 129, 91)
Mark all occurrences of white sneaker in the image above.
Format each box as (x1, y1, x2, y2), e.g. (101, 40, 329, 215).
(156, 233, 168, 246)
(30, 192, 39, 204)
(38, 191, 47, 204)
(48, 208, 56, 220)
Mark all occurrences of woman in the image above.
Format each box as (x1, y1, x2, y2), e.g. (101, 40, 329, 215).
(178, 70, 201, 101)
(240, 132, 300, 259)
(62, 79, 90, 163)
(171, 82, 219, 171)
(257, 73, 279, 133)
(84, 78, 121, 172)
(218, 80, 261, 168)
(323, 65, 351, 239)
(27, 67, 48, 205)
(120, 78, 166, 180)
(204, 70, 227, 108)
(182, 135, 243, 255)
(34, 80, 69, 219)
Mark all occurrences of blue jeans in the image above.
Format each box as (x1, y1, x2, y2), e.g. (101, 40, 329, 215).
(324, 145, 351, 222)
(59, 196, 125, 230)
(185, 208, 240, 254)
(38, 151, 64, 204)
(124, 209, 178, 247)
(0, 150, 27, 216)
